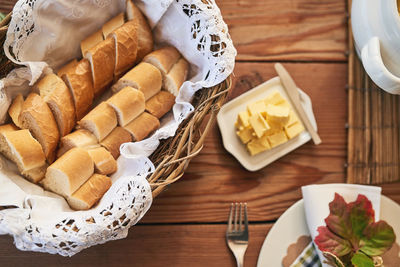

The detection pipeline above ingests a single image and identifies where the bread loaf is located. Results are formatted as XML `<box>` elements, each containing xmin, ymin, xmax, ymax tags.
<box><xmin>102</xmin><ymin>13</ymin><xmax>125</xmax><ymax>39</ymax></box>
<box><xmin>124</xmin><ymin>112</ymin><xmax>160</xmax><ymax>141</ymax></box>
<box><xmin>8</xmin><ymin>94</ymin><xmax>23</xmax><ymax>128</ymax></box>
<box><xmin>57</xmin><ymin>59</ymin><xmax>78</xmax><ymax>77</ymax></box>
<box><xmin>87</xmin><ymin>147</ymin><xmax>117</xmax><ymax>175</ymax></box>
<box><xmin>67</xmin><ymin>174</ymin><xmax>111</xmax><ymax>210</ymax></box>
<box><xmin>165</xmin><ymin>58</ymin><xmax>189</xmax><ymax>96</ymax></box>
<box><xmin>100</xmin><ymin>126</ymin><xmax>132</xmax><ymax>159</ymax></box>
<box><xmin>110</xmin><ymin>20</ymin><xmax>138</xmax><ymax>77</ymax></box>
<box><xmin>112</xmin><ymin>62</ymin><xmax>162</xmax><ymax>100</ymax></box>
<box><xmin>42</xmin><ymin>147</ymin><xmax>94</xmax><ymax>197</ymax></box>
<box><xmin>143</xmin><ymin>46</ymin><xmax>181</xmax><ymax>75</ymax></box>
<box><xmin>0</xmin><ymin>129</ymin><xmax>47</xmax><ymax>183</ymax></box>
<box><xmin>19</xmin><ymin>93</ymin><xmax>60</xmax><ymax>163</ymax></box>
<box><xmin>35</xmin><ymin>74</ymin><xmax>76</xmax><ymax>136</ymax></box>
<box><xmin>107</xmin><ymin>87</ymin><xmax>145</xmax><ymax>126</ymax></box>
<box><xmin>61</xmin><ymin>59</ymin><xmax>94</xmax><ymax>120</ymax></box>
<box><xmin>57</xmin><ymin>129</ymin><xmax>98</xmax><ymax>157</ymax></box>
<box><xmin>80</xmin><ymin>30</ymin><xmax>104</xmax><ymax>57</ymax></box>
<box><xmin>78</xmin><ymin>102</ymin><xmax>118</xmax><ymax>141</ymax></box>
<box><xmin>145</xmin><ymin>91</ymin><xmax>176</xmax><ymax>119</ymax></box>
<box><xmin>85</xmin><ymin>37</ymin><xmax>116</xmax><ymax>96</ymax></box>
<box><xmin>126</xmin><ymin>0</ymin><xmax>153</xmax><ymax>62</ymax></box>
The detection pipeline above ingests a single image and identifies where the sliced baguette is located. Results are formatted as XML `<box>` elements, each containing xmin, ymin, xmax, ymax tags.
<box><xmin>57</xmin><ymin>59</ymin><xmax>78</xmax><ymax>77</ymax></box>
<box><xmin>42</xmin><ymin>147</ymin><xmax>94</xmax><ymax>197</ymax></box>
<box><xmin>8</xmin><ymin>94</ymin><xmax>24</xmax><ymax>128</ymax></box>
<box><xmin>165</xmin><ymin>57</ymin><xmax>189</xmax><ymax>96</ymax></box>
<box><xmin>143</xmin><ymin>46</ymin><xmax>181</xmax><ymax>75</ymax></box>
<box><xmin>87</xmin><ymin>147</ymin><xmax>117</xmax><ymax>175</ymax></box>
<box><xmin>0</xmin><ymin>124</ymin><xmax>18</xmax><ymax>134</ymax></box>
<box><xmin>102</xmin><ymin>13</ymin><xmax>125</xmax><ymax>39</ymax></box>
<box><xmin>145</xmin><ymin>91</ymin><xmax>176</xmax><ymax>119</ymax></box>
<box><xmin>100</xmin><ymin>126</ymin><xmax>132</xmax><ymax>159</ymax></box>
<box><xmin>57</xmin><ymin>129</ymin><xmax>98</xmax><ymax>158</ymax></box>
<box><xmin>67</xmin><ymin>174</ymin><xmax>111</xmax><ymax>210</ymax></box>
<box><xmin>123</xmin><ymin>112</ymin><xmax>160</xmax><ymax>141</ymax></box>
<box><xmin>80</xmin><ymin>30</ymin><xmax>104</xmax><ymax>57</ymax></box>
<box><xmin>19</xmin><ymin>93</ymin><xmax>60</xmax><ymax>163</ymax></box>
<box><xmin>106</xmin><ymin>87</ymin><xmax>145</xmax><ymax>126</ymax></box>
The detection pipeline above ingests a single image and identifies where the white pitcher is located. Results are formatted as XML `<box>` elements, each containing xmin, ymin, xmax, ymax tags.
<box><xmin>352</xmin><ymin>0</ymin><xmax>400</xmax><ymax>94</ymax></box>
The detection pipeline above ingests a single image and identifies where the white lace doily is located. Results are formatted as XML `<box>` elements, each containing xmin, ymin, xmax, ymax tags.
<box><xmin>0</xmin><ymin>0</ymin><xmax>236</xmax><ymax>256</ymax></box>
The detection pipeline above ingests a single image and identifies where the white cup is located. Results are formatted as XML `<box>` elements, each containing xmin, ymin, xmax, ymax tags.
<box><xmin>352</xmin><ymin>0</ymin><xmax>400</xmax><ymax>94</ymax></box>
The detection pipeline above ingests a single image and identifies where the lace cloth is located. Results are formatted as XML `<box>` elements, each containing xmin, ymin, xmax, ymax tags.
<box><xmin>0</xmin><ymin>0</ymin><xmax>236</xmax><ymax>256</ymax></box>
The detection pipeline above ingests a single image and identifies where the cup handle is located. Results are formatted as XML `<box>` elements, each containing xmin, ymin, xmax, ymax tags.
<box><xmin>361</xmin><ymin>37</ymin><xmax>400</xmax><ymax>94</ymax></box>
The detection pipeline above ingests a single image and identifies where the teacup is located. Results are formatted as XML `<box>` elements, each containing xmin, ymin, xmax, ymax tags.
<box><xmin>352</xmin><ymin>0</ymin><xmax>400</xmax><ymax>94</ymax></box>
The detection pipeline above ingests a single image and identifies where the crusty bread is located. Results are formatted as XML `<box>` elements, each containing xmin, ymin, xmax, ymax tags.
<box><xmin>80</xmin><ymin>30</ymin><xmax>104</xmax><ymax>57</ymax></box>
<box><xmin>0</xmin><ymin>124</ymin><xmax>18</xmax><ymax>134</ymax></box>
<box><xmin>19</xmin><ymin>93</ymin><xmax>59</xmax><ymax>163</ymax></box>
<box><xmin>123</xmin><ymin>112</ymin><xmax>160</xmax><ymax>141</ymax></box>
<box><xmin>143</xmin><ymin>46</ymin><xmax>181</xmax><ymax>75</ymax></box>
<box><xmin>61</xmin><ymin>59</ymin><xmax>94</xmax><ymax>120</ymax></box>
<box><xmin>112</xmin><ymin>62</ymin><xmax>162</xmax><ymax>100</ymax></box>
<box><xmin>126</xmin><ymin>0</ymin><xmax>153</xmax><ymax>62</ymax></box>
<box><xmin>164</xmin><ymin>57</ymin><xmax>189</xmax><ymax>96</ymax></box>
<box><xmin>57</xmin><ymin>129</ymin><xmax>98</xmax><ymax>158</ymax></box>
<box><xmin>87</xmin><ymin>147</ymin><xmax>117</xmax><ymax>175</ymax></box>
<box><xmin>100</xmin><ymin>126</ymin><xmax>132</xmax><ymax>159</ymax></box>
<box><xmin>35</xmin><ymin>74</ymin><xmax>76</xmax><ymax>136</ymax></box>
<box><xmin>145</xmin><ymin>91</ymin><xmax>176</xmax><ymax>119</ymax></box>
<box><xmin>0</xmin><ymin>129</ymin><xmax>47</xmax><ymax>183</ymax></box>
<box><xmin>8</xmin><ymin>94</ymin><xmax>24</xmax><ymax>128</ymax></box>
<box><xmin>111</xmin><ymin>20</ymin><xmax>138</xmax><ymax>77</ymax></box>
<box><xmin>85</xmin><ymin>37</ymin><xmax>116</xmax><ymax>97</ymax></box>
<box><xmin>102</xmin><ymin>12</ymin><xmax>125</xmax><ymax>39</ymax></box>
<box><xmin>78</xmin><ymin>102</ymin><xmax>118</xmax><ymax>141</ymax></box>
<box><xmin>106</xmin><ymin>87</ymin><xmax>145</xmax><ymax>126</ymax></box>
<box><xmin>57</xmin><ymin>59</ymin><xmax>78</xmax><ymax>77</ymax></box>
<box><xmin>67</xmin><ymin>173</ymin><xmax>111</xmax><ymax>210</ymax></box>
<box><xmin>42</xmin><ymin>147</ymin><xmax>94</xmax><ymax>197</ymax></box>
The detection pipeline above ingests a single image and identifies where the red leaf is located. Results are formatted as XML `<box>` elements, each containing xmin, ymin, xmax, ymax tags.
<box><xmin>347</xmin><ymin>195</ymin><xmax>375</xmax><ymax>242</ymax></box>
<box><xmin>314</xmin><ymin>226</ymin><xmax>352</xmax><ymax>257</ymax></box>
<box><xmin>325</xmin><ymin>193</ymin><xmax>352</xmax><ymax>240</ymax></box>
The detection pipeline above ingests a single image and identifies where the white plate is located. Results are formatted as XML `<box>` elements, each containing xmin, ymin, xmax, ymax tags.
<box><xmin>257</xmin><ymin>196</ymin><xmax>400</xmax><ymax>267</ymax></box>
<box><xmin>217</xmin><ymin>77</ymin><xmax>317</xmax><ymax>171</ymax></box>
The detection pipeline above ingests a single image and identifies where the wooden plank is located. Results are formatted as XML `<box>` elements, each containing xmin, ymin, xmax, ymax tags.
<box><xmin>0</xmin><ymin>224</ymin><xmax>272</xmax><ymax>267</ymax></box>
<box><xmin>218</xmin><ymin>0</ymin><xmax>347</xmax><ymax>61</ymax></box>
<box><xmin>142</xmin><ymin>62</ymin><xmax>348</xmax><ymax>223</ymax></box>
<box><xmin>0</xmin><ymin>1</ymin><xmax>13</xmax><ymax>14</ymax></box>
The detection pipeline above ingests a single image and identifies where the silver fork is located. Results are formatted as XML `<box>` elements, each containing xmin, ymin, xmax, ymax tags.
<box><xmin>226</xmin><ymin>203</ymin><xmax>249</xmax><ymax>267</ymax></box>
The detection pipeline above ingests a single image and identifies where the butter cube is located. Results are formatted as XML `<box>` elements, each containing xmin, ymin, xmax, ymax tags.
<box><xmin>246</xmin><ymin>135</ymin><xmax>271</xmax><ymax>156</ymax></box>
<box><xmin>267</xmin><ymin>131</ymin><xmax>288</xmax><ymax>148</ymax></box>
<box><xmin>285</xmin><ymin>122</ymin><xmax>305</xmax><ymax>139</ymax></box>
<box><xmin>265</xmin><ymin>91</ymin><xmax>286</xmax><ymax>106</ymax></box>
<box><xmin>285</xmin><ymin>110</ymin><xmax>300</xmax><ymax>127</ymax></box>
<box><xmin>249</xmin><ymin>113</ymin><xmax>270</xmax><ymax>138</ymax></box>
<box><xmin>265</xmin><ymin>104</ymin><xmax>290</xmax><ymax>125</ymax></box>
<box><xmin>236</xmin><ymin>127</ymin><xmax>254</xmax><ymax>144</ymax></box>
<box><xmin>238</xmin><ymin>111</ymin><xmax>250</xmax><ymax>128</ymax></box>
<box><xmin>247</xmin><ymin>101</ymin><xmax>267</xmax><ymax>117</ymax></box>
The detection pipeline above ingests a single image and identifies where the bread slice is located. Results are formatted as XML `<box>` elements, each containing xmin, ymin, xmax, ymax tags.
<box><xmin>0</xmin><ymin>124</ymin><xmax>18</xmax><ymax>134</ymax></box>
<box><xmin>67</xmin><ymin>173</ymin><xmax>112</xmax><ymax>210</ymax></box>
<box><xmin>57</xmin><ymin>59</ymin><xmax>78</xmax><ymax>77</ymax></box>
<box><xmin>61</xmin><ymin>59</ymin><xmax>95</xmax><ymax>120</ymax></box>
<box><xmin>145</xmin><ymin>91</ymin><xmax>176</xmax><ymax>119</ymax></box>
<box><xmin>35</xmin><ymin>74</ymin><xmax>76</xmax><ymax>136</ymax></box>
<box><xmin>126</xmin><ymin>0</ymin><xmax>153</xmax><ymax>62</ymax></box>
<box><xmin>111</xmin><ymin>20</ymin><xmax>138</xmax><ymax>77</ymax></box>
<box><xmin>8</xmin><ymin>93</ymin><xmax>24</xmax><ymax>128</ymax></box>
<box><xmin>57</xmin><ymin>129</ymin><xmax>98</xmax><ymax>157</ymax></box>
<box><xmin>106</xmin><ymin>87</ymin><xmax>145</xmax><ymax>126</ymax></box>
<box><xmin>78</xmin><ymin>102</ymin><xmax>118</xmax><ymax>141</ymax></box>
<box><xmin>100</xmin><ymin>126</ymin><xmax>132</xmax><ymax>159</ymax></box>
<box><xmin>80</xmin><ymin>30</ymin><xmax>104</xmax><ymax>57</ymax></box>
<box><xmin>143</xmin><ymin>46</ymin><xmax>181</xmax><ymax>75</ymax></box>
<box><xmin>112</xmin><ymin>62</ymin><xmax>162</xmax><ymax>100</ymax></box>
<box><xmin>42</xmin><ymin>147</ymin><xmax>94</xmax><ymax>197</ymax></box>
<box><xmin>87</xmin><ymin>147</ymin><xmax>117</xmax><ymax>175</ymax></box>
<box><xmin>19</xmin><ymin>93</ymin><xmax>60</xmax><ymax>163</ymax></box>
<box><xmin>123</xmin><ymin>112</ymin><xmax>160</xmax><ymax>141</ymax></box>
<box><xmin>0</xmin><ymin>129</ymin><xmax>47</xmax><ymax>183</ymax></box>
<box><xmin>84</xmin><ymin>37</ymin><xmax>116</xmax><ymax>97</ymax></box>
<box><xmin>165</xmin><ymin>57</ymin><xmax>189</xmax><ymax>96</ymax></box>
<box><xmin>102</xmin><ymin>12</ymin><xmax>125</xmax><ymax>39</ymax></box>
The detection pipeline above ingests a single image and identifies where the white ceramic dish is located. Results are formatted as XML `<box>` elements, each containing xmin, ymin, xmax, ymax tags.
<box><xmin>217</xmin><ymin>77</ymin><xmax>317</xmax><ymax>171</ymax></box>
<box><xmin>256</xmin><ymin>196</ymin><xmax>400</xmax><ymax>267</ymax></box>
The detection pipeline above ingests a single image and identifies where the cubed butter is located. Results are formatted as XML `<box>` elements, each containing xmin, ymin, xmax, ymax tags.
<box><xmin>246</xmin><ymin>135</ymin><xmax>271</xmax><ymax>156</ymax></box>
<box><xmin>264</xmin><ymin>91</ymin><xmax>286</xmax><ymax>106</ymax></box>
<box><xmin>267</xmin><ymin>131</ymin><xmax>288</xmax><ymax>148</ymax></box>
<box><xmin>238</xmin><ymin>111</ymin><xmax>250</xmax><ymax>128</ymax></box>
<box><xmin>285</xmin><ymin>122</ymin><xmax>305</xmax><ymax>139</ymax></box>
<box><xmin>236</xmin><ymin>127</ymin><xmax>254</xmax><ymax>144</ymax></box>
<box><xmin>249</xmin><ymin>113</ymin><xmax>270</xmax><ymax>138</ymax></box>
<box><xmin>265</xmin><ymin>104</ymin><xmax>290</xmax><ymax>125</ymax></box>
<box><xmin>285</xmin><ymin>110</ymin><xmax>300</xmax><ymax>127</ymax></box>
<box><xmin>247</xmin><ymin>101</ymin><xmax>267</xmax><ymax>117</ymax></box>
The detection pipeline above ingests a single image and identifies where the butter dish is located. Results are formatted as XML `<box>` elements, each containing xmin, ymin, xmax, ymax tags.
<box><xmin>217</xmin><ymin>77</ymin><xmax>317</xmax><ymax>171</ymax></box>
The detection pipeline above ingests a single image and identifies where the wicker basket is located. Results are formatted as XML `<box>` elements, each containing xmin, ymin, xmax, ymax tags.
<box><xmin>0</xmin><ymin>11</ymin><xmax>232</xmax><ymax>199</ymax></box>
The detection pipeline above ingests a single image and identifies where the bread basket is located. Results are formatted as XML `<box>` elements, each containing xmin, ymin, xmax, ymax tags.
<box><xmin>0</xmin><ymin>0</ymin><xmax>234</xmax><ymax>256</ymax></box>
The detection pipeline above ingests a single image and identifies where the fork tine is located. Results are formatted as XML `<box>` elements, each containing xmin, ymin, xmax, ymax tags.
<box><xmin>244</xmin><ymin>203</ymin><xmax>248</xmax><ymax>230</ymax></box>
<box><xmin>239</xmin><ymin>203</ymin><xmax>243</xmax><ymax>230</ymax></box>
<box><xmin>234</xmin><ymin>203</ymin><xmax>238</xmax><ymax>231</ymax></box>
<box><xmin>227</xmin><ymin>203</ymin><xmax>233</xmax><ymax>232</ymax></box>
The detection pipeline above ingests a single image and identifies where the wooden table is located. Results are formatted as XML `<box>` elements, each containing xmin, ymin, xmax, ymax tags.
<box><xmin>1</xmin><ymin>1</ymin><xmax>400</xmax><ymax>266</ymax></box>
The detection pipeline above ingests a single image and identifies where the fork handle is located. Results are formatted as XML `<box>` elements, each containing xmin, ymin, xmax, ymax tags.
<box><xmin>235</xmin><ymin>253</ymin><xmax>244</xmax><ymax>267</ymax></box>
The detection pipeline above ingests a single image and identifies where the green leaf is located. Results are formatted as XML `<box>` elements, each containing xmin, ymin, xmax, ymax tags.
<box><xmin>325</xmin><ymin>193</ymin><xmax>352</xmax><ymax>240</ymax></box>
<box><xmin>360</xmin><ymin>221</ymin><xmax>396</xmax><ymax>256</ymax></box>
<box><xmin>314</xmin><ymin>226</ymin><xmax>352</xmax><ymax>257</ymax></box>
<box><xmin>351</xmin><ymin>252</ymin><xmax>374</xmax><ymax>267</ymax></box>
<box><xmin>347</xmin><ymin>195</ymin><xmax>375</xmax><ymax>243</ymax></box>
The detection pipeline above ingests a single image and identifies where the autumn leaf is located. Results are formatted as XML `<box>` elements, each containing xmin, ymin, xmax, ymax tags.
<box><xmin>347</xmin><ymin>195</ymin><xmax>375</xmax><ymax>242</ymax></box>
<box><xmin>315</xmin><ymin>226</ymin><xmax>352</xmax><ymax>257</ymax></box>
<box><xmin>325</xmin><ymin>193</ymin><xmax>352</xmax><ymax>240</ymax></box>
<box><xmin>360</xmin><ymin>221</ymin><xmax>396</xmax><ymax>256</ymax></box>
<box><xmin>351</xmin><ymin>252</ymin><xmax>374</xmax><ymax>267</ymax></box>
